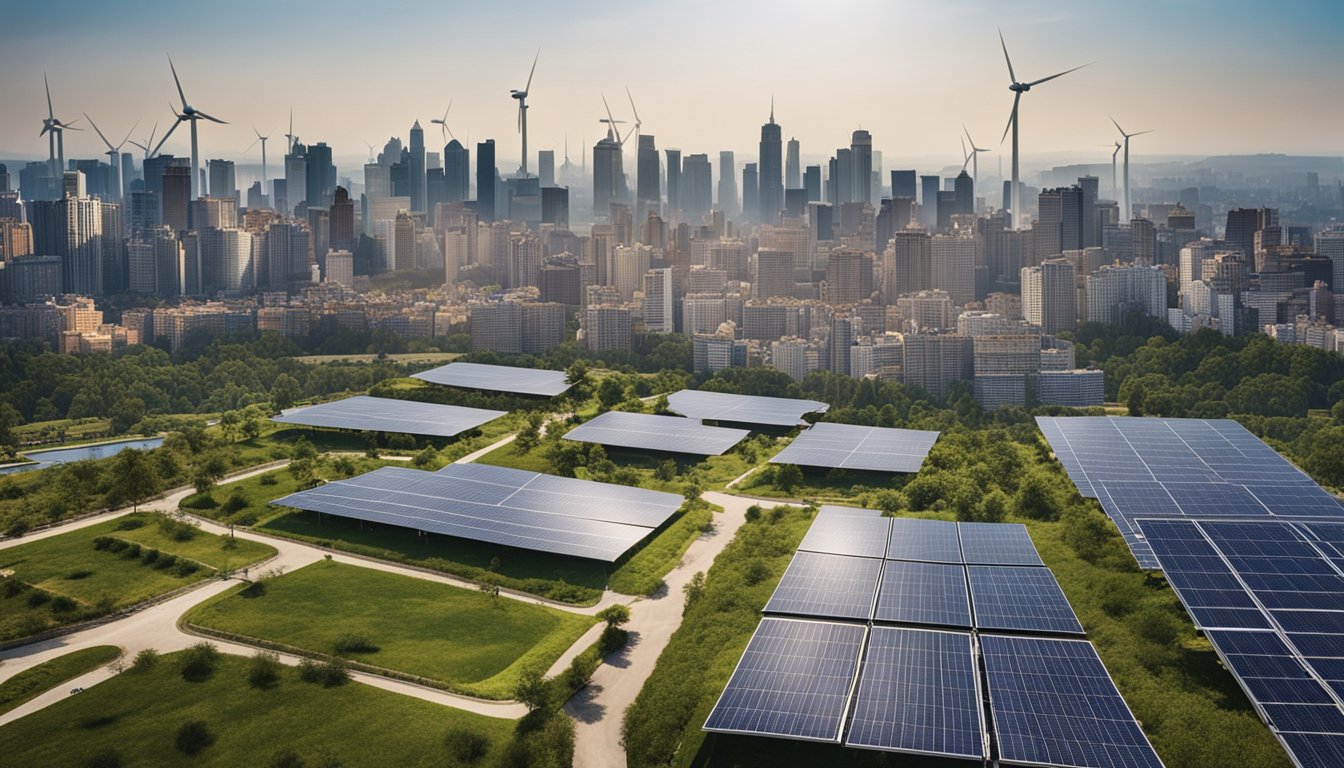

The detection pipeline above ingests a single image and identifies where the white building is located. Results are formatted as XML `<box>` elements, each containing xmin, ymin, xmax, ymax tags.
<box><xmin>642</xmin><ymin>268</ymin><xmax>674</xmax><ymax>334</ymax></box>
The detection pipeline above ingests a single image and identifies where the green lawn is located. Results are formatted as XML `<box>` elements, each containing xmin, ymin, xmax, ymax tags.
<box><xmin>0</xmin><ymin>651</ymin><xmax>567</xmax><ymax>768</ymax></box>
<box><xmin>0</xmin><ymin>645</ymin><xmax>122</xmax><ymax>715</ymax></box>
<box><xmin>185</xmin><ymin>560</ymin><xmax>596</xmax><ymax>699</ymax></box>
<box><xmin>0</xmin><ymin>512</ymin><xmax>275</xmax><ymax>643</ymax></box>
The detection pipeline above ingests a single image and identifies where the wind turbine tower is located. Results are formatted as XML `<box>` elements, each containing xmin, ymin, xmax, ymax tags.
<box><xmin>963</xmin><ymin>125</ymin><xmax>988</xmax><ymax>190</ymax></box>
<box><xmin>152</xmin><ymin>56</ymin><xmax>227</xmax><ymax>200</ymax></box>
<box><xmin>247</xmin><ymin>128</ymin><xmax>271</xmax><ymax>193</ymax></box>
<box><xmin>1111</xmin><ymin>118</ymin><xmax>1153</xmax><ymax>222</ymax></box>
<box><xmin>510</xmin><ymin>51</ymin><xmax>539</xmax><ymax>177</ymax></box>
<box><xmin>997</xmin><ymin>30</ymin><xmax>1087</xmax><ymax>230</ymax></box>
<box><xmin>39</xmin><ymin>74</ymin><xmax>81</xmax><ymax>188</ymax></box>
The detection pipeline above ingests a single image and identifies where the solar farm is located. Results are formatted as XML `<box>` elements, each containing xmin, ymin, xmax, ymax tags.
<box><xmin>1037</xmin><ymin>416</ymin><xmax>1344</xmax><ymax>768</ymax></box>
<box><xmin>665</xmin><ymin>390</ymin><xmax>829</xmax><ymax>427</ymax></box>
<box><xmin>563</xmin><ymin>411</ymin><xmax>751</xmax><ymax>456</ymax></box>
<box><xmin>272</xmin><ymin>462</ymin><xmax>684</xmax><ymax>561</ymax></box>
<box><xmin>704</xmin><ymin>508</ymin><xmax>1164</xmax><ymax>767</ymax></box>
<box><xmin>769</xmin><ymin>423</ymin><xmax>940</xmax><ymax>473</ymax></box>
<box><xmin>411</xmin><ymin>362</ymin><xmax>573</xmax><ymax>397</ymax></box>
<box><xmin>271</xmin><ymin>395</ymin><xmax>507</xmax><ymax>438</ymax></box>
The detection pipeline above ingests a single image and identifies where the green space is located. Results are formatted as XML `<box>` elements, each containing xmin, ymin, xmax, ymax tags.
<box><xmin>623</xmin><ymin>427</ymin><xmax>1292</xmax><ymax>768</ymax></box>
<box><xmin>0</xmin><ymin>649</ymin><xmax>575</xmax><ymax>768</ymax></box>
<box><xmin>293</xmin><ymin>351</ymin><xmax>462</xmax><ymax>365</ymax></box>
<box><xmin>0</xmin><ymin>512</ymin><xmax>274</xmax><ymax>643</ymax></box>
<box><xmin>0</xmin><ymin>645</ymin><xmax>122</xmax><ymax>716</ymax></box>
<box><xmin>180</xmin><ymin>455</ymin><xmax>393</xmax><ymax>527</ymax></box>
<box><xmin>736</xmin><ymin>463</ymin><xmax>912</xmax><ymax>502</ymax></box>
<box><xmin>185</xmin><ymin>560</ymin><xmax>597</xmax><ymax>699</ymax></box>
<box><xmin>607</xmin><ymin>501</ymin><xmax>715</xmax><ymax>596</ymax></box>
<box><xmin>12</xmin><ymin>417</ymin><xmax>113</xmax><ymax>445</ymax></box>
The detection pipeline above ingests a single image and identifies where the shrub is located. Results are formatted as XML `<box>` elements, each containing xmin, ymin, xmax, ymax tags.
<box><xmin>248</xmin><ymin>650</ymin><xmax>282</xmax><ymax>689</ymax></box>
<box><xmin>268</xmin><ymin>749</ymin><xmax>305</xmax><ymax>768</ymax></box>
<box><xmin>3</xmin><ymin>579</ymin><xmax>29</xmax><ymax>598</ymax></box>
<box><xmin>174</xmin><ymin>561</ymin><xmax>199</xmax><ymax>577</ymax></box>
<box><xmin>120</xmin><ymin>543</ymin><xmax>142</xmax><ymax>560</ymax></box>
<box><xmin>599</xmin><ymin>625</ymin><xmax>629</xmax><ymax>655</ymax></box>
<box><xmin>66</xmin><ymin>569</ymin><xmax>94</xmax><ymax>580</ymax></box>
<box><xmin>596</xmin><ymin>604</ymin><xmax>630</xmax><ymax>628</ymax></box>
<box><xmin>179</xmin><ymin>642</ymin><xmax>221</xmax><ymax>682</ymax></box>
<box><xmin>141</xmin><ymin>548</ymin><xmax>160</xmax><ymax>564</ymax></box>
<box><xmin>744</xmin><ymin>505</ymin><xmax>762</xmax><ymax>523</ymax></box>
<box><xmin>49</xmin><ymin>595</ymin><xmax>78</xmax><ymax>613</ymax></box>
<box><xmin>743</xmin><ymin>561</ymin><xmax>770</xmax><ymax>586</ymax></box>
<box><xmin>114</xmin><ymin>517</ymin><xmax>145</xmax><ymax>531</ymax></box>
<box><xmin>297</xmin><ymin>658</ymin><xmax>323</xmax><ymax>683</ymax></box>
<box><xmin>130</xmin><ymin>648</ymin><xmax>160</xmax><ymax>672</ymax></box>
<box><xmin>259</xmin><ymin>473</ymin><xmax>279</xmax><ymax>486</ymax></box>
<box><xmin>443</xmin><ymin>726</ymin><xmax>491</xmax><ymax>764</ymax></box>
<box><xmin>174</xmin><ymin>720</ymin><xmax>215</xmax><ymax>755</ymax></box>
<box><xmin>300</xmin><ymin>657</ymin><xmax>349</xmax><ymax>687</ymax></box>
<box><xmin>153</xmin><ymin>554</ymin><xmax>178</xmax><ymax>571</ymax></box>
<box><xmin>26</xmin><ymin>589</ymin><xmax>50</xmax><ymax>608</ymax></box>
<box><xmin>91</xmin><ymin>536</ymin><xmax>114</xmax><ymax>551</ymax></box>
<box><xmin>222</xmin><ymin>490</ymin><xmax>248</xmax><ymax>515</ymax></box>
<box><xmin>513</xmin><ymin>668</ymin><xmax>549</xmax><ymax>712</ymax></box>
<box><xmin>332</xmin><ymin>633</ymin><xmax>380</xmax><ymax>654</ymax></box>
<box><xmin>157</xmin><ymin>515</ymin><xmax>198</xmax><ymax>542</ymax></box>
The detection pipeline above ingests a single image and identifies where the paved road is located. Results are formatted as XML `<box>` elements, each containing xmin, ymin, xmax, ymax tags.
<box><xmin>566</xmin><ymin>492</ymin><xmax>778</xmax><ymax>768</ymax></box>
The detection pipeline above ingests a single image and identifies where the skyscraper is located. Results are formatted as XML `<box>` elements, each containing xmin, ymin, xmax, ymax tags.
<box><xmin>892</xmin><ymin>170</ymin><xmax>917</xmax><ymax>200</ymax></box>
<box><xmin>785</xmin><ymin>138</ymin><xmax>801</xmax><ymax>190</ymax></box>
<box><xmin>538</xmin><ymin>150</ymin><xmax>555</xmax><ymax>187</ymax></box>
<box><xmin>284</xmin><ymin>142</ymin><xmax>307</xmax><ymax>214</ymax></box>
<box><xmin>642</xmin><ymin>267</ymin><xmax>674</xmax><ymax>333</ymax></box>
<box><xmin>329</xmin><ymin>186</ymin><xmax>355</xmax><ymax>252</ymax></box>
<box><xmin>954</xmin><ymin>171</ymin><xmax>974</xmax><ymax>217</ymax></box>
<box><xmin>162</xmin><ymin>165</ymin><xmax>191</xmax><ymax>232</ymax></box>
<box><xmin>207</xmin><ymin>159</ymin><xmax>236</xmax><ymax>203</ymax></box>
<box><xmin>1021</xmin><ymin>258</ymin><xmax>1077</xmax><ymax>334</ymax></box>
<box><xmin>850</xmin><ymin>130</ymin><xmax>873</xmax><ymax>205</ymax></box>
<box><xmin>717</xmin><ymin>151</ymin><xmax>737</xmax><ymax>216</ymax></box>
<box><xmin>305</xmin><ymin>142</ymin><xmax>336</xmax><ymax>210</ymax></box>
<box><xmin>444</xmin><ymin>140</ymin><xmax>470</xmax><ymax>203</ymax></box>
<box><xmin>593</xmin><ymin>132</ymin><xmax>623</xmax><ymax>220</ymax></box>
<box><xmin>665</xmin><ymin>149</ymin><xmax>682</xmax><ymax>212</ymax></box>
<box><xmin>409</xmin><ymin>121</ymin><xmax>426</xmax><ymax>213</ymax></box>
<box><xmin>758</xmin><ymin>107</ymin><xmax>783</xmax><ymax>221</ymax></box>
<box><xmin>476</xmin><ymin>139</ymin><xmax>496</xmax><ymax>222</ymax></box>
<box><xmin>1078</xmin><ymin>175</ymin><xmax>1100</xmax><ymax>248</ymax></box>
<box><xmin>636</xmin><ymin>134</ymin><xmax>660</xmax><ymax>221</ymax></box>
<box><xmin>803</xmin><ymin>166</ymin><xmax>821</xmax><ymax>202</ymax></box>
<box><xmin>682</xmin><ymin>153</ymin><xmax>712</xmax><ymax>219</ymax></box>
<box><xmin>1038</xmin><ymin>186</ymin><xmax>1084</xmax><ymax>257</ymax></box>
<box><xmin>742</xmin><ymin>163</ymin><xmax>759</xmax><ymax>222</ymax></box>
<box><xmin>920</xmin><ymin>175</ymin><xmax>940</xmax><ymax>229</ymax></box>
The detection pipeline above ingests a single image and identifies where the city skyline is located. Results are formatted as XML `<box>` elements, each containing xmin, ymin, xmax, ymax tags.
<box><xmin>3</xmin><ymin>0</ymin><xmax>1342</xmax><ymax>170</ymax></box>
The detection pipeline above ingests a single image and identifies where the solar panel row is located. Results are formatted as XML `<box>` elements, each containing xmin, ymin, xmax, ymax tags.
<box><xmin>411</xmin><ymin>362</ymin><xmax>572</xmax><ymax>397</ymax></box>
<box><xmin>563</xmin><ymin>410</ymin><xmax>750</xmax><ymax>455</ymax></box>
<box><xmin>271</xmin><ymin>395</ymin><xmax>507</xmax><ymax>438</ymax></box>
<box><xmin>665</xmin><ymin>389</ymin><xmax>829</xmax><ymax>427</ymax></box>
<box><xmin>770</xmin><ymin>423</ymin><xmax>940</xmax><ymax>473</ymax></box>
<box><xmin>272</xmin><ymin>464</ymin><xmax>683</xmax><ymax>562</ymax></box>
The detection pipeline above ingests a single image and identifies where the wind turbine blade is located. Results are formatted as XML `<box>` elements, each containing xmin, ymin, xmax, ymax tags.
<box><xmin>1109</xmin><ymin>115</ymin><xmax>1125</xmax><ymax>137</ymax></box>
<box><xmin>168</xmin><ymin>55</ymin><xmax>188</xmax><ymax>110</ymax></box>
<box><xmin>85</xmin><ymin>113</ymin><xmax>114</xmax><ymax>150</ymax></box>
<box><xmin>963</xmin><ymin>124</ymin><xmax>974</xmax><ymax>147</ymax></box>
<box><xmin>129</xmin><ymin>141</ymin><xmax>149</xmax><ymax>152</ymax></box>
<box><xmin>626</xmin><ymin>87</ymin><xmax>641</xmax><ymax>126</ymax></box>
<box><xmin>44</xmin><ymin>73</ymin><xmax>54</xmax><ymax>120</ymax></box>
<box><xmin>525</xmin><ymin>50</ymin><xmax>539</xmax><ymax>93</ymax></box>
<box><xmin>254</xmin><ymin>126</ymin><xmax>263</xmax><ymax>140</ymax></box>
<box><xmin>152</xmin><ymin>117</ymin><xmax>183</xmax><ymax>156</ymax></box>
<box><xmin>998</xmin><ymin>29</ymin><xmax>1016</xmax><ymax>83</ymax></box>
<box><xmin>148</xmin><ymin>122</ymin><xmax>158</xmax><ymax>147</ymax></box>
<box><xmin>1025</xmin><ymin>63</ymin><xmax>1089</xmax><ymax>88</ymax></box>
<box><xmin>63</xmin><ymin>119</ymin><xmax>82</xmax><ymax>131</ymax></box>
<box><xmin>116</xmin><ymin>120</ymin><xmax>139</xmax><ymax>150</ymax></box>
<box><xmin>1000</xmin><ymin>92</ymin><xmax>1019</xmax><ymax>144</ymax></box>
<box><xmin>1130</xmin><ymin>129</ymin><xmax>1155</xmax><ymax>137</ymax></box>
<box><xmin>195</xmin><ymin>111</ymin><xmax>227</xmax><ymax>124</ymax></box>
<box><xmin>601</xmin><ymin>94</ymin><xmax>622</xmax><ymax>143</ymax></box>
<box><xmin>244</xmin><ymin>138</ymin><xmax>259</xmax><ymax>153</ymax></box>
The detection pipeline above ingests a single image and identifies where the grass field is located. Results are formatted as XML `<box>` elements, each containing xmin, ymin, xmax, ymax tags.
<box><xmin>292</xmin><ymin>351</ymin><xmax>463</xmax><ymax>365</ymax></box>
<box><xmin>0</xmin><ymin>651</ymin><xmax>553</xmax><ymax>768</ymax></box>
<box><xmin>185</xmin><ymin>560</ymin><xmax>596</xmax><ymax>699</ymax></box>
<box><xmin>0</xmin><ymin>513</ymin><xmax>275</xmax><ymax>643</ymax></box>
<box><xmin>0</xmin><ymin>645</ymin><xmax>122</xmax><ymax>716</ymax></box>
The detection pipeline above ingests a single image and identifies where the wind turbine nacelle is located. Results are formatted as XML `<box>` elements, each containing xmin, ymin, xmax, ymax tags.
<box><xmin>511</xmin><ymin>91</ymin><xmax>526</xmax><ymax>99</ymax></box>
<box><xmin>1009</xmin><ymin>83</ymin><xmax>1030</xmax><ymax>93</ymax></box>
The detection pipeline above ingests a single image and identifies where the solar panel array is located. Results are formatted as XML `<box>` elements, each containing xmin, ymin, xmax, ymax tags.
<box><xmin>1140</xmin><ymin>517</ymin><xmax>1344</xmax><ymax>768</ymax></box>
<box><xmin>271</xmin><ymin>395</ymin><xmax>506</xmax><ymax>438</ymax></box>
<box><xmin>410</xmin><ymin>362</ymin><xmax>572</xmax><ymax>397</ymax></box>
<box><xmin>562</xmin><ymin>411</ymin><xmax>750</xmax><ymax>455</ymax></box>
<box><xmin>1036</xmin><ymin>416</ymin><xmax>1344</xmax><ymax>568</ymax></box>
<box><xmin>271</xmin><ymin>463</ymin><xmax>682</xmax><ymax>561</ymax></box>
<box><xmin>770</xmin><ymin>423</ymin><xmax>940</xmax><ymax>473</ymax></box>
<box><xmin>665</xmin><ymin>389</ymin><xmax>829</xmax><ymax>427</ymax></box>
<box><xmin>707</xmin><ymin>511</ymin><xmax>1164</xmax><ymax>766</ymax></box>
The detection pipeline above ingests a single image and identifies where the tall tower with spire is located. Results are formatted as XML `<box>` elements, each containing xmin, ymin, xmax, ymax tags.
<box><xmin>409</xmin><ymin>120</ymin><xmax>426</xmax><ymax>213</ymax></box>
<box><xmin>758</xmin><ymin>99</ymin><xmax>783</xmax><ymax>224</ymax></box>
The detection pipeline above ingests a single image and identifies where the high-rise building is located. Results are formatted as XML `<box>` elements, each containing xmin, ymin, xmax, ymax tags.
<box><xmin>1078</xmin><ymin>175</ymin><xmax>1100</xmax><ymax>248</ymax></box>
<box><xmin>891</xmin><ymin>170</ymin><xmax>917</xmax><ymax>200</ymax></box>
<box><xmin>1038</xmin><ymin>186</ymin><xmax>1084</xmax><ymax>257</ymax></box>
<box><xmin>850</xmin><ymin>130</ymin><xmax>873</xmax><ymax>205</ymax></box>
<box><xmin>803</xmin><ymin>166</ymin><xmax>822</xmax><ymax>202</ymax></box>
<box><xmin>200</xmin><ymin>226</ymin><xmax>255</xmax><ymax>293</ymax></box>
<box><xmin>0</xmin><ymin>218</ymin><xmax>33</xmax><ymax>262</ymax></box>
<box><xmin>408</xmin><ymin>121</ymin><xmax>426</xmax><ymax>213</ymax></box>
<box><xmin>771</xmin><ymin>337</ymin><xmax>812</xmax><ymax>381</ymax></box>
<box><xmin>717</xmin><ymin>151</ymin><xmax>737</xmax><ymax>216</ymax></box>
<box><xmin>305</xmin><ymin>142</ymin><xmax>336</xmax><ymax>210</ymax></box>
<box><xmin>636</xmin><ymin>134</ymin><xmax>660</xmax><ymax>220</ymax></box>
<box><xmin>30</xmin><ymin>188</ymin><xmax>104</xmax><ymax>296</ymax></box>
<box><xmin>583</xmin><ymin>304</ymin><xmax>632</xmax><ymax>352</ymax></box>
<box><xmin>207</xmin><ymin>159</ymin><xmax>236</xmax><ymax>203</ymax></box>
<box><xmin>264</xmin><ymin>220</ymin><xmax>310</xmax><ymax>288</ymax></box>
<box><xmin>284</xmin><ymin>142</ymin><xmax>307</xmax><ymax>214</ymax></box>
<box><xmin>329</xmin><ymin>187</ymin><xmax>355</xmax><ymax>252</ymax></box>
<box><xmin>931</xmin><ymin>234</ymin><xmax>977</xmax><ymax>306</ymax></box>
<box><xmin>758</xmin><ymin>108</ymin><xmax>783</xmax><ymax>221</ymax></box>
<box><xmin>828</xmin><ymin>313</ymin><xmax>853</xmax><ymax>374</ymax></box>
<box><xmin>642</xmin><ymin>267</ymin><xmax>674</xmax><ymax>333</ymax></box>
<box><xmin>681</xmin><ymin>154</ymin><xmax>712</xmax><ymax>219</ymax></box>
<box><xmin>825</xmin><ymin>247</ymin><xmax>873</xmax><ymax>304</ymax></box>
<box><xmin>127</xmin><ymin>225</ymin><xmax>182</xmax><ymax>296</ymax></box>
<box><xmin>476</xmin><ymin>140</ymin><xmax>496</xmax><ymax>222</ymax></box>
<box><xmin>953</xmin><ymin>171</ymin><xmax>974</xmax><ymax>216</ymax></box>
<box><xmin>1317</xmin><ymin>226</ymin><xmax>1344</xmax><ymax>291</ymax></box>
<box><xmin>664</xmin><ymin>148</ymin><xmax>682</xmax><ymax>212</ymax></box>
<box><xmin>1086</xmin><ymin>264</ymin><xmax>1167</xmax><ymax>324</ymax></box>
<box><xmin>593</xmin><ymin>132</ymin><xmax>624</xmax><ymax>219</ymax></box>
<box><xmin>785</xmin><ymin>138</ymin><xmax>801</xmax><ymax>190</ymax></box>
<box><xmin>742</xmin><ymin>163</ymin><xmax>759</xmax><ymax>221</ymax></box>
<box><xmin>1021</xmin><ymin>258</ymin><xmax>1077</xmax><ymax>334</ymax></box>
<box><xmin>161</xmin><ymin>165</ymin><xmax>191</xmax><ymax>232</ymax></box>
<box><xmin>443</xmin><ymin>140</ymin><xmax>470</xmax><ymax>203</ymax></box>
<box><xmin>884</xmin><ymin>230</ymin><xmax>932</xmax><ymax>300</ymax></box>
<box><xmin>754</xmin><ymin>248</ymin><xmax>795</xmax><ymax>299</ymax></box>
<box><xmin>903</xmin><ymin>333</ymin><xmax>973</xmax><ymax>398</ymax></box>
<box><xmin>1225</xmin><ymin>207</ymin><xmax>1277</xmax><ymax>261</ymax></box>
<box><xmin>538</xmin><ymin>149</ymin><xmax>555</xmax><ymax>188</ymax></box>
<box><xmin>920</xmin><ymin>175</ymin><xmax>940</xmax><ymax>228</ymax></box>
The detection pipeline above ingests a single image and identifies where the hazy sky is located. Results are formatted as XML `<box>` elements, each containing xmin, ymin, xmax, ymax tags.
<box><xmin>3</xmin><ymin>0</ymin><xmax>1341</xmax><ymax>172</ymax></box>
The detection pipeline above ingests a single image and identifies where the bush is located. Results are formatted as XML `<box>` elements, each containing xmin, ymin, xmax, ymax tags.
<box><xmin>443</xmin><ymin>726</ymin><xmax>491</xmax><ymax>764</ymax></box>
<box><xmin>332</xmin><ymin>633</ymin><xmax>380</xmax><ymax>654</ymax></box>
<box><xmin>26</xmin><ymin>589</ymin><xmax>50</xmax><ymax>608</ymax></box>
<box><xmin>153</xmin><ymin>553</ymin><xmax>178</xmax><ymax>571</ymax></box>
<box><xmin>174</xmin><ymin>720</ymin><xmax>215</xmax><ymax>755</ymax></box>
<box><xmin>174</xmin><ymin>560</ymin><xmax>199</xmax><ymax>577</ymax></box>
<box><xmin>268</xmin><ymin>750</ymin><xmax>306</xmax><ymax>768</ymax></box>
<box><xmin>744</xmin><ymin>505</ymin><xmax>762</xmax><ymax>523</ymax></box>
<box><xmin>114</xmin><ymin>517</ymin><xmax>145</xmax><ymax>531</ymax></box>
<box><xmin>157</xmin><ymin>515</ymin><xmax>197</xmax><ymax>542</ymax></box>
<box><xmin>50</xmin><ymin>595</ymin><xmax>78</xmax><ymax>613</ymax></box>
<box><xmin>130</xmin><ymin>648</ymin><xmax>160</xmax><ymax>672</ymax></box>
<box><xmin>222</xmin><ymin>490</ymin><xmax>248</xmax><ymax>515</ymax></box>
<box><xmin>596</xmin><ymin>604</ymin><xmax>630</xmax><ymax>628</ymax></box>
<box><xmin>599</xmin><ymin>625</ymin><xmax>629</xmax><ymax>655</ymax></box>
<box><xmin>248</xmin><ymin>650</ymin><xmax>282</xmax><ymax>689</ymax></box>
<box><xmin>259</xmin><ymin>473</ymin><xmax>279</xmax><ymax>486</ymax></box>
<box><xmin>179</xmin><ymin>642</ymin><xmax>221</xmax><ymax>682</ymax></box>
<box><xmin>3</xmin><ymin>579</ymin><xmax>29</xmax><ymax>598</ymax></box>
<box><xmin>120</xmin><ymin>543</ymin><xmax>142</xmax><ymax>560</ymax></box>
<box><xmin>66</xmin><ymin>569</ymin><xmax>94</xmax><ymax>580</ymax></box>
<box><xmin>91</xmin><ymin>536</ymin><xmax>114</xmax><ymax>551</ymax></box>
<box><xmin>141</xmin><ymin>548</ymin><xmax>160</xmax><ymax>564</ymax></box>
<box><xmin>299</xmin><ymin>657</ymin><xmax>349</xmax><ymax>687</ymax></box>
<box><xmin>297</xmin><ymin>657</ymin><xmax>323</xmax><ymax>683</ymax></box>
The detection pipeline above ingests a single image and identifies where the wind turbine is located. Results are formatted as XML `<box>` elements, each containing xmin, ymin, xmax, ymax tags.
<box><xmin>245</xmin><ymin>128</ymin><xmax>271</xmax><ymax>195</ymax></box>
<box><xmin>363</xmin><ymin>140</ymin><xmax>376</xmax><ymax>164</ymax></box>
<box><xmin>997</xmin><ymin>30</ymin><xmax>1087</xmax><ymax>230</ymax></box>
<box><xmin>599</xmin><ymin>95</ymin><xmax>629</xmax><ymax>147</ymax></box>
<box><xmin>152</xmin><ymin>56</ymin><xmax>226</xmax><ymax>200</ymax></box>
<box><xmin>963</xmin><ymin>125</ymin><xmax>988</xmax><ymax>190</ymax></box>
<box><xmin>1109</xmin><ymin>141</ymin><xmax>1122</xmax><ymax>197</ymax></box>
<box><xmin>1110</xmin><ymin>117</ymin><xmax>1153</xmax><ymax>222</ymax></box>
<box><xmin>625</xmin><ymin>87</ymin><xmax>643</xmax><ymax>150</ymax></box>
<box><xmin>510</xmin><ymin>50</ymin><xmax>539</xmax><ymax>177</ymax></box>
<box><xmin>39</xmin><ymin>73</ymin><xmax>81</xmax><ymax>186</ymax></box>
<box><xmin>431</xmin><ymin>101</ymin><xmax>455</xmax><ymax>145</ymax></box>
<box><xmin>129</xmin><ymin>122</ymin><xmax>159</xmax><ymax>160</ymax></box>
<box><xmin>84</xmin><ymin>114</ymin><xmax>137</xmax><ymax>200</ymax></box>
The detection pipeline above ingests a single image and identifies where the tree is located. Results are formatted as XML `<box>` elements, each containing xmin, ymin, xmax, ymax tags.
<box><xmin>239</xmin><ymin>404</ymin><xmax>268</xmax><ymax>440</ymax></box>
<box><xmin>514</xmin><ymin>411</ymin><xmax>544</xmax><ymax>453</ymax></box>
<box><xmin>108</xmin><ymin>397</ymin><xmax>147</xmax><ymax>434</ymax></box>
<box><xmin>270</xmin><ymin>373</ymin><xmax>302</xmax><ymax>410</ymax></box>
<box><xmin>682</xmin><ymin>571</ymin><xmax>706</xmax><ymax>614</ymax></box>
<box><xmin>597</xmin><ymin>604</ymin><xmax>631</xmax><ymax>629</ymax></box>
<box><xmin>108</xmin><ymin>448</ymin><xmax>160</xmax><ymax>512</ymax></box>
<box><xmin>0</xmin><ymin>402</ymin><xmax>21</xmax><ymax>458</ymax></box>
<box><xmin>565</xmin><ymin>360</ymin><xmax>592</xmax><ymax>403</ymax></box>
<box><xmin>514</xmin><ymin>668</ymin><xmax>549</xmax><ymax>712</ymax></box>
<box><xmin>774</xmin><ymin>464</ymin><xmax>803</xmax><ymax>493</ymax></box>
<box><xmin>219</xmin><ymin>410</ymin><xmax>242</xmax><ymax>442</ymax></box>
<box><xmin>597</xmin><ymin>378</ymin><xmax>626</xmax><ymax>411</ymax></box>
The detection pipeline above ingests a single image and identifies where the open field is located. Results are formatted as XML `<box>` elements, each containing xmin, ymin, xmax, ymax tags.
<box><xmin>0</xmin><ymin>651</ymin><xmax>540</xmax><ymax>768</ymax></box>
<box><xmin>291</xmin><ymin>351</ymin><xmax>463</xmax><ymax>365</ymax></box>
<box><xmin>0</xmin><ymin>512</ymin><xmax>275</xmax><ymax>643</ymax></box>
<box><xmin>185</xmin><ymin>560</ymin><xmax>596</xmax><ymax>699</ymax></box>
<box><xmin>0</xmin><ymin>645</ymin><xmax>122</xmax><ymax>716</ymax></box>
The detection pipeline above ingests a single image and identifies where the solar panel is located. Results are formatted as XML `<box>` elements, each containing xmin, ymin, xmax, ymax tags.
<box><xmin>1279</xmin><ymin>734</ymin><xmax>1344</xmax><ymax>768</ymax></box>
<box><xmin>271</xmin><ymin>395</ymin><xmax>506</xmax><ymax>438</ymax></box>
<box><xmin>764</xmin><ymin>551</ymin><xmax>883</xmax><ymax>621</ymax></box>
<box><xmin>797</xmin><ymin>514</ymin><xmax>891</xmax><ymax>559</ymax></box>
<box><xmin>816</xmin><ymin>504</ymin><xmax>885</xmax><ymax>519</ymax></box>
<box><xmin>844</xmin><ymin>627</ymin><xmax>984</xmax><ymax>759</ymax></box>
<box><xmin>967</xmin><ymin>566</ymin><xmax>1084</xmax><ymax>635</ymax></box>
<box><xmin>770</xmin><ymin>423</ymin><xmax>940</xmax><ymax>473</ymax></box>
<box><xmin>410</xmin><ymin>362</ymin><xmax>572</xmax><ymax>397</ymax></box>
<box><xmin>886</xmin><ymin>518</ymin><xmax>963</xmax><ymax>564</ymax></box>
<box><xmin>666</xmin><ymin>389</ymin><xmax>829</xmax><ymax>427</ymax></box>
<box><xmin>433</xmin><ymin>462</ymin><xmax>683</xmax><ymax>528</ymax></box>
<box><xmin>980</xmin><ymin>634</ymin><xmax>1164</xmax><ymax>768</ymax></box>
<box><xmin>703</xmin><ymin>617</ymin><xmax>867</xmax><ymax>743</ymax></box>
<box><xmin>1138</xmin><ymin>519</ymin><xmax>1272</xmax><ymax>630</ymax></box>
<box><xmin>272</xmin><ymin>465</ymin><xmax>681</xmax><ymax>561</ymax></box>
<box><xmin>873</xmin><ymin>561</ymin><xmax>972</xmax><ymax>628</ymax></box>
<box><xmin>563</xmin><ymin>411</ymin><xmax>750</xmax><ymax>455</ymax></box>
<box><xmin>957</xmin><ymin>522</ymin><xmax>1044</xmax><ymax>567</ymax></box>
